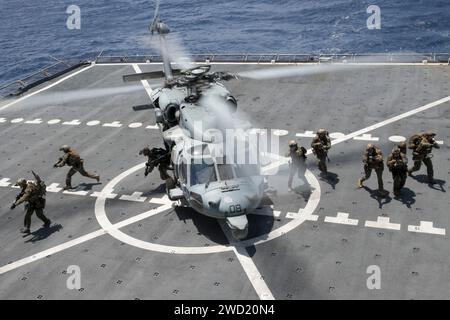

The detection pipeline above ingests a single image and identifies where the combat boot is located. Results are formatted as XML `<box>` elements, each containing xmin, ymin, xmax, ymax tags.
<box><xmin>357</xmin><ymin>178</ymin><xmax>363</xmax><ymax>188</ymax></box>
<box><xmin>20</xmin><ymin>228</ymin><xmax>30</xmax><ymax>234</ymax></box>
<box><xmin>63</xmin><ymin>185</ymin><xmax>73</xmax><ymax>191</ymax></box>
<box><xmin>44</xmin><ymin>220</ymin><xmax>51</xmax><ymax>228</ymax></box>
<box><xmin>377</xmin><ymin>189</ymin><xmax>388</xmax><ymax>197</ymax></box>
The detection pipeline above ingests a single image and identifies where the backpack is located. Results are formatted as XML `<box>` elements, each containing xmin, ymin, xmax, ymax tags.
<box><xmin>32</xmin><ymin>171</ymin><xmax>46</xmax><ymax>198</ymax></box>
<box><xmin>408</xmin><ymin>134</ymin><xmax>422</xmax><ymax>150</ymax></box>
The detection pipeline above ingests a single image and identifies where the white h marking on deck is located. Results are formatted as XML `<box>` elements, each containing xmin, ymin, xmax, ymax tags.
<box><xmin>365</xmin><ymin>217</ymin><xmax>401</xmax><ymax>231</ymax></box>
<box><xmin>325</xmin><ymin>212</ymin><xmax>359</xmax><ymax>226</ymax></box>
<box><xmin>408</xmin><ymin>221</ymin><xmax>446</xmax><ymax>236</ymax></box>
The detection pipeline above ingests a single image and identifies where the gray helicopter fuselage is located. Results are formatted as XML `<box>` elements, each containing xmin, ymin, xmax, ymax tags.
<box><xmin>168</xmin><ymin>135</ymin><xmax>264</xmax><ymax>220</ymax></box>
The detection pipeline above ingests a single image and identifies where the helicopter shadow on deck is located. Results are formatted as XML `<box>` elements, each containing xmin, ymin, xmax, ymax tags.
<box><xmin>24</xmin><ymin>224</ymin><xmax>63</xmax><ymax>243</ymax></box>
<box><xmin>174</xmin><ymin>205</ymin><xmax>277</xmax><ymax>247</ymax></box>
<box><xmin>142</xmin><ymin>183</ymin><xmax>167</xmax><ymax>197</ymax></box>
<box><xmin>411</xmin><ymin>174</ymin><xmax>446</xmax><ymax>192</ymax></box>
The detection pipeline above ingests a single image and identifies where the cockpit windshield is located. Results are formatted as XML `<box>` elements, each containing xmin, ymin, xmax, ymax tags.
<box><xmin>234</xmin><ymin>164</ymin><xmax>260</xmax><ymax>177</ymax></box>
<box><xmin>217</xmin><ymin>164</ymin><xmax>235</xmax><ymax>181</ymax></box>
<box><xmin>190</xmin><ymin>161</ymin><xmax>217</xmax><ymax>185</ymax></box>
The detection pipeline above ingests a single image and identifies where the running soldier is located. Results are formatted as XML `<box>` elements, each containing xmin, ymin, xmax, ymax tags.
<box><xmin>286</xmin><ymin>140</ymin><xmax>307</xmax><ymax>190</ymax></box>
<box><xmin>386</xmin><ymin>147</ymin><xmax>408</xmax><ymax>197</ymax></box>
<box><xmin>54</xmin><ymin>145</ymin><xmax>100</xmax><ymax>190</ymax></box>
<box><xmin>10</xmin><ymin>172</ymin><xmax>50</xmax><ymax>234</ymax></box>
<box><xmin>139</xmin><ymin>146</ymin><xmax>172</xmax><ymax>181</ymax></box>
<box><xmin>407</xmin><ymin>132</ymin><xmax>440</xmax><ymax>183</ymax></box>
<box><xmin>358</xmin><ymin>144</ymin><xmax>386</xmax><ymax>195</ymax></box>
<box><xmin>311</xmin><ymin>129</ymin><xmax>331</xmax><ymax>175</ymax></box>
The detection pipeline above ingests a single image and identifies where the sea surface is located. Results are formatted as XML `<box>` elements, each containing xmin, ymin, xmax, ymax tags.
<box><xmin>1</xmin><ymin>0</ymin><xmax>449</xmax><ymax>84</ymax></box>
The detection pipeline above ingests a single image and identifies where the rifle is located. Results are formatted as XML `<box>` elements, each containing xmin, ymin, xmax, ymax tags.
<box><xmin>53</xmin><ymin>157</ymin><xmax>63</xmax><ymax>168</ymax></box>
<box><xmin>144</xmin><ymin>153</ymin><xmax>170</xmax><ymax>177</ymax></box>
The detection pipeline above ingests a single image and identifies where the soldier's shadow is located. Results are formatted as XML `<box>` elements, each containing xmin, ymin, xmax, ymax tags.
<box><xmin>291</xmin><ymin>183</ymin><xmax>313</xmax><ymax>202</ymax></box>
<box><xmin>411</xmin><ymin>175</ymin><xmax>446</xmax><ymax>192</ymax></box>
<box><xmin>25</xmin><ymin>224</ymin><xmax>63</xmax><ymax>243</ymax></box>
<box><xmin>320</xmin><ymin>171</ymin><xmax>340</xmax><ymax>190</ymax></box>
<box><xmin>363</xmin><ymin>186</ymin><xmax>392</xmax><ymax>209</ymax></box>
<box><xmin>394</xmin><ymin>187</ymin><xmax>416</xmax><ymax>208</ymax></box>
<box><xmin>77</xmin><ymin>182</ymin><xmax>102</xmax><ymax>191</ymax></box>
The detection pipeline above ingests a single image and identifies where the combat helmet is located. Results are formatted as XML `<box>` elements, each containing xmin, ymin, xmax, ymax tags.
<box><xmin>60</xmin><ymin>145</ymin><xmax>71</xmax><ymax>152</ymax></box>
<box><xmin>14</xmin><ymin>178</ymin><xmax>27</xmax><ymax>188</ymax></box>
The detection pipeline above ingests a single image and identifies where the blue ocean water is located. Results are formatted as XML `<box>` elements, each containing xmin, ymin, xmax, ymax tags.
<box><xmin>1</xmin><ymin>0</ymin><xmax>449</xmax><ymax>84</ymax></box>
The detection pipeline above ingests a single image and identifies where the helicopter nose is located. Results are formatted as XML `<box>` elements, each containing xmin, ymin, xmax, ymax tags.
<box><xmin>226</xmin><ymin>215</ymin><xmax>248</xmax><ymax>240</ymax></box>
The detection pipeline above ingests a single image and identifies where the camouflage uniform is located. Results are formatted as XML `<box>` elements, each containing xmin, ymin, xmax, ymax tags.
<box><xmin>286</xmin><ymin>140</ymin><xmax>307</xmax><ymax>189</ymax></box>
<box><xmin>386</xmin><ymin>148</ymin><xmax>408</xmax><ymax>196</ymax></box>
<box><xmin>358</xmin><ymin>144</ymin><xmax>385</xmax><ymax>192</ymax></box>
<box><xmin>139</xmin><ymin>147</ymin><xmax>171</xmax><ymax>181</ymax></box>
<box><xmin>407</xmin><ymin>133</ymin><xmax>440</xmax><ymax>182</ymax></box>
<box><xmin>54</xmin><ymin>145</ymin><xmax>100</xmax><ymax>189</ymax></box>
<box><xmin>11</xmin><ymin>179</ymin><xmax>50</xmax><ymax>233</ymax></box>
<box><xmin>311</xmin><ymin>129</ymin><xmax>331</xmax><ymax>174</ymax></box>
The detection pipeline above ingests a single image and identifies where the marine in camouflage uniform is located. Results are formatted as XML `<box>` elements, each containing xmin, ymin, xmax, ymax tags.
<box><xmin>139</xmin><ymin>147</ymin><xmax>171</xmax><ymax>181</ymax></box>
<box><xmin>407</xmin><ymin>132</ymin><xmax>440</xmax><ymax>183</ymax></box>
<box><xmin>310</xmin><ymin>129</ymin><xmax>331</xmax><ymax>175</ymax></box>
<box><xmin>11</xmin><ymin>178</ymin><xmax>50</xmax><ymax>234</ymax></box>
<box><xmin>286</xmin><ymin>140</ymin><xmax>307</xmax><ymax>189</ymax></box>
<box><xmin>386</xmin><ymin>147</ymin><xmax>408</xmax><ymax>197</ymax></box>
<box><xmin>54</xmin><ymin>145</ymin><xmax>100</xmax><ymax>190</ymax></box>
<box><xmin>358</xmin><ymin>144</ymin><xmax>386</xmax><ymax>194</ymax></box>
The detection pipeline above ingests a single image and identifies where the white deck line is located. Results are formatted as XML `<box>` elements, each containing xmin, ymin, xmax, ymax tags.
<box><xmin>219</xmin><ymin>221</ymin><xmax>275</xmax><ymax>300</ymax></box>
<box><xmin>0</xmin><ymin>64</ymin><xmax>95</xmax><ymax>112</ymax></box>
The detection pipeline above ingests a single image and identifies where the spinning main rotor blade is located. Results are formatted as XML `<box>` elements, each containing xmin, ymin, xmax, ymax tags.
<box><xmin>233</xmin><ymin>55</ymin><xmax>390</xmax><ymax>80</ymax></box>
<box><xmin>13</xmin><ymin>85</ymin><xmax>145</xmax><ymax>107</ymax></box>
<box><xmin>122</xmin><ymin>69</ymin><xmax>182</xmax><ymax>82</ymax></box>
<box><xmin>123</xmin><ymin>71</ymin><xmax>165</xmax><ymax>82</ymax></box>
<box><xmin>235</xmin><ymin>63</ymin><xmax>366</xmax><ymax>80</ymax></box>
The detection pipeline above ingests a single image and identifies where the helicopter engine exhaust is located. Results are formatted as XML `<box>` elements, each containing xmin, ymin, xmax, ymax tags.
<box><xmin>164</xmin><ymin>103</ymin><xmax>180</xmax><ymax>124</ymax></box>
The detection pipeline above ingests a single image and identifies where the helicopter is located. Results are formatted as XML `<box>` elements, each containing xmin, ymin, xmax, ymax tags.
<box><xmin>122</xmin><ymin>2</ymin><xmax>273</xmax><ymax>240</ymax></box>
<box><xmin>120</xmin><ymin>1</ymin><xmax>374</xmax><ymax>240</ymax></box>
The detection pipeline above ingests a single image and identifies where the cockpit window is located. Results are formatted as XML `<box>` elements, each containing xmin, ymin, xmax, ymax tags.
<box><xmin>190</xmin><ymin>161</ymin><xmax>217</xmax><ymax>185</ymax></box>
<box><xmin>217</xmin><ymin>164</ymin><xmax>235</xmax><ymax>181</ymax></box>
<box><xmin>235</xmin><ymin>164</ymin><xmax>260</xmax><ymax>177</ymax></box>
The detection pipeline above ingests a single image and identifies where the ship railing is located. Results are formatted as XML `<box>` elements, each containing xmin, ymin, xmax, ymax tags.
<box><xmin>2</xmin><ymin>52</ymin><xmax>449</xmax><ymax>98</ymax></box>
<box><xmin>94</xmin><ymin>52</ymin><xmax>450</xmax><ymax>64</ymax></box>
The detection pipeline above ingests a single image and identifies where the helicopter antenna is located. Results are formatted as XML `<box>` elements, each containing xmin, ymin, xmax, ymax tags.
<box><xmin>149</xmin><ymin>0</ymin><xmax>173</xmax><ymax>81</ymax></box>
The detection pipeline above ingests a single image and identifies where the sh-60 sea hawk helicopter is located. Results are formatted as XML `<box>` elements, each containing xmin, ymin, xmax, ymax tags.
<box><xmin>121</xmin><ymin>0</ymin><xmax>368</xmax><ymax>240</ymax></box>
<box><xmin>122</xmin><ymin>2</ymin><xmax>270</xmax><ymax>240</ymax></box>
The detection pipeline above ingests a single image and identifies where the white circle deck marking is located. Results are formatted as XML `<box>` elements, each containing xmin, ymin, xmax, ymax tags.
<box><xmin>95</xmin><ymin>161</ymin><xmax>321</xmax><ymax>254</ymax></box>
<box><xmin>87</xmin><ymin>120</ymin><xmax>100</xmax><ymax>126</ymax></box>
<box><xmin>389</xmin><ymin>135</ymin><xmax>406</xmax><ymax>143</ymax></box>
<box><xmin>273</xmin><ymin>129</ymin><xmax>288</xmax><ymax>136</ymax></box>
<box><xmin>329</xmin><ymin>132</ymin><xmax>345</xmax><ymax>139</ymax></box>
<box><xmin>128</xmin><ymin>122</ymin><xmax>143</xmax><ymax>128</ymax></box>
